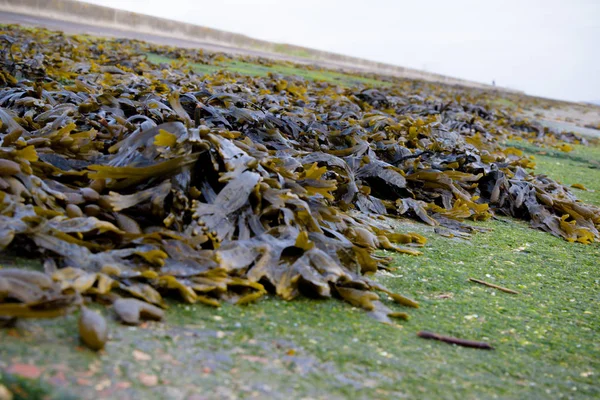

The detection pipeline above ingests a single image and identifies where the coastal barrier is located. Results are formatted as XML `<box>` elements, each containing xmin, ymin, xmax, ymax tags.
<box><xmin>0</xmin><ymin>0</ymin><xmax>513</xmax><ymax>91</ymax></box>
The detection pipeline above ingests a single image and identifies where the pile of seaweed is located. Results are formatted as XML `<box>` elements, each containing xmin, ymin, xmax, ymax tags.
<box><xmin>0</xmin><ymin>27</ymin><xmax>598</xmax><ymax>348</ymax></box>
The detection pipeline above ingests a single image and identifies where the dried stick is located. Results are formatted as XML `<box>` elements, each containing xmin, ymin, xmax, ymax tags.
<box><xmin>468</xmin><ymin>278</ymin><xmax>519</xmax><ymax>294</ymax></box>
<box><xmin>417</xmin><ymin>331</ymin><xmax>494</xmax><ymax>350</ymax></box>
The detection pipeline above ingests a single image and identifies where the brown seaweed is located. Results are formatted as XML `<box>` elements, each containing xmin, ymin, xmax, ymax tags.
<box><xmin>0</xmin><ymin>25</ymin><xmax>598</xmax><ymax>347</ymax></box>
<box><xmin>113</xmin><ymin>298</ymin><xmax>164</xmax><ymax>325</ymax></box>
<box><xmin>78</xmin><ymin>306</ymin><xmax>108</xmax><ymax>351</ymax></box>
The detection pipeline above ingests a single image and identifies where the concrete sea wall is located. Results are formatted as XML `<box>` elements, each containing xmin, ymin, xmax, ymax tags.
<box><xmin>0</xmin><ymin>0</ymin><xmax>510</xmax><ymax>91</ymax></box>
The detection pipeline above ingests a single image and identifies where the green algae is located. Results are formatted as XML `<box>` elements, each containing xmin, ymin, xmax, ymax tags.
<box><xmin>145</xmin><ymin>53</ymin><xmax>388</xmax><ymax>87</ymax></box>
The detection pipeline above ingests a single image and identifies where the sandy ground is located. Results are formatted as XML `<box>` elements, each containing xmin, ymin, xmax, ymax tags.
<box><xmin>526</xmin><ymin>103</ymin><xmax>600</xmax><ymax>139</ymax></box>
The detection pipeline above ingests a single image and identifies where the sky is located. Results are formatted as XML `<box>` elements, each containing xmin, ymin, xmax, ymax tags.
<box><xmin>80</xmin><ymin>0</ymin><xmax>599</xmax><ymax>102</ymax></box>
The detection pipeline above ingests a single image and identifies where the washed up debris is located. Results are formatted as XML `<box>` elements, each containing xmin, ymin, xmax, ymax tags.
<box><xmin>468</xmin><ymin>278</ymin><xmax>519</xmax><ymax>294</ymax></box>
<box><xmin>571</xmin><ymin>183</ymin><xmax>591</xmax><ymax>191</ymax></box>
<box><xmin>417</xmin><ymin>331</ymin><xmax>494</xmax><ymax>350</ymax></box>
<box><xmin>113</xmin><ymin>298</ymin><xmax>164</xmax><ymax>325</ymax></box>
<box><xmin>78</xmin><ymin>306</ymin><xmax>108</xmax><ymax>351</ymax></box>
<box><xmin>0</xmin><ymin>25</ymin><xmax>598</xmax><ymax>347</ymax></box>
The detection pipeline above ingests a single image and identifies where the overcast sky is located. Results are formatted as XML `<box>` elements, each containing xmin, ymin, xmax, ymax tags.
<box><xmin>80</xmin><ymin>0</ymin><xmax>599</xmax><ymax>102</ymax></box>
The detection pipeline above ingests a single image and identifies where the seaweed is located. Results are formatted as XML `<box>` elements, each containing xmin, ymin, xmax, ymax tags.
<box><xmin>0</xmin><ymin>26</ymin><xmax>597</xmax><ymax>348</ymax></box>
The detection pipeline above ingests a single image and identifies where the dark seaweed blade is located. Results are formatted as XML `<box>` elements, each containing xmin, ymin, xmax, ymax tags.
<box><xmin>0</xmin><ymin>25</ymin><xmax>598</xmax><ymax>343</ymax></box>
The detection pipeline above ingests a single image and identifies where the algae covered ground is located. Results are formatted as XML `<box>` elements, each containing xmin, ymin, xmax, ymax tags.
<box><xmin>145</xmin><ymin>53</ymin><xmax>388</xmax><ymax>87</ymax></box>
<box><xmin>1</xmin><ymin>142</ymin><xmax>599</xmax><ymax>399</ymax></box>
<box><xmin>1</xmin><ymin>26</ymin><xmax>600</xmax><ymax>400</ymax></box>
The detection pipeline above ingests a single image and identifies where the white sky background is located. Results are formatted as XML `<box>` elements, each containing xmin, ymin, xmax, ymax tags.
<box><xmin>80</xmin><ymin>0</ymin><xmax>599</xmax><ymax>102</ymax></box>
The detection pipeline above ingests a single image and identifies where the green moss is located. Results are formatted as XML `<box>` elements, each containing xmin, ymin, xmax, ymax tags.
<box><xmin>505</xmin><ymin>141</ymin><xmax>600</xmax><ymax>205</ymax></box>
<box><xmin>4</xmin><ymin>209</ymin><xmax>598</xmax><ymax>398</ymax></box>
<box><xmin>145</xmin><ymin>53</ymin><xmax>388</xmax><ymax>87</ymax></box>
<box><xmin>0</xmin><ymin>370</ymin><xmax>76</xmax><ymax>400</ymax></box>
<box><xmin>272</xmin><ymin>44</ymin><xmax>314</xmax><ymax>59</ymax></box>
<box><xmin>490</xmin><ymin>97</ymin><xmax>517</xmax><ymax>109</ymax></box>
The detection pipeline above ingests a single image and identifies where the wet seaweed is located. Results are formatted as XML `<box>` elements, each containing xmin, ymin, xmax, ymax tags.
<box><xmin>0</xmin><ymin>26</ymin><xmax>597</xmax><ymax>347</ymax></box>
